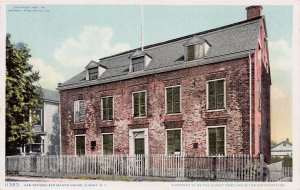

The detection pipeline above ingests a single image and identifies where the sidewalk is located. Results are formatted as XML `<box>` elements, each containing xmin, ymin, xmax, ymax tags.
<box><xmin>6</xmin><ymin>176</ymin><xmax>88</xmax><ymax>182</ymax></box>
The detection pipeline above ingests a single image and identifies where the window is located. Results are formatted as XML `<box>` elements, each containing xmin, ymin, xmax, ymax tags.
<box><xmin>88</xmin><ymin>67</ymin><xmax>98</xmax><ymax>80</ymax></box>
<box><xmin>74</xmin><ymin>100</ymin><xmax>86</xmax><ymax>123</ymax></box>
<box><xmin>167</xmin><ymin>129</ymin><xmax>181</xmax><ymax>154</ymax></box>
<box><xmin>133</xmin><ymin>91</ymin><xmax>146</xmax><ymax>118</ymax></box>
<box><xmin>166</xmin><ymin>86</ymin><xmax>181</xmax><ymax>114</ymax></box>
<box><xmin>207</xmin><ymin>127</ymin><xmax>225</xmax><ymax>155</ymax></box>
<box><xmin>75</xmin><ymin>135</ymin><xmax>86</xmax><ymax>155</ymax></box>
<box><xmin>102</xmin><ymin>96</ymin><xmax>113</xmax><ymax>120</ymax></box>
<box><xmin>132</xmin><ymin>57</ymin><xmax>144</xmax><ymax>72</ymax></box>
<box><xmin>32</xmin><ymin>109</ymin><xmax>42</xmax><ymax>126</ymax></box>
<box><xmin>102</xmin><ymin>134</ymin><xmax>114</xmax><ymax>155</ymax></box>
<box><xmin>207</xmin><ymin>79</ymin><xmax>225</xmax><ymax>110</ymax></box>
<box><xmin>187</xmin><ymin>43</ymin><xmax>205</xmax><ymax>61</ymax></box>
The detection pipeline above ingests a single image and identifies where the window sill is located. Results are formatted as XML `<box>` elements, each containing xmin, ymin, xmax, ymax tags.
<box><xmin>74</xmin><ymin>122</ymin><xmax>85</xmax><ymax>124</ymax></box>
<box><xmin>133</xmin><ymin>115</ymin><xmax>147</xmax><ymax>119</ymax></box>
<box><xmin>166</xmin><ymin>112</ymin><xmax>182</xmax><ymax>116</ymax></box>
<box><xmin>206</xmin><ymin>108</ymin><xmax>226</xmax><ymax>112</ymax></box>
<box><xmin>102</xmin><ymin>119</ymin><xmax>114</xmax><ymax>122</ymax></box>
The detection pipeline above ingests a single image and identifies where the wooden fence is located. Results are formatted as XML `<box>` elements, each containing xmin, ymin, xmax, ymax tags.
<box><xmin>268</xmin><ymin>161</ymin><xmax>293</xmax><ymax>181</ymax></box>
<box><xmin>6</xmin><ymin>154</ymin><xmax>265</xmax><ymax>181</ymax></box>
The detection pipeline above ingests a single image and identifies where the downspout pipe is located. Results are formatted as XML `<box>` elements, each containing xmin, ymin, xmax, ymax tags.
<box><xmin>249</xmin><ymin>53</ymin><xmax>252</xmax><ymax>156</ymax></box>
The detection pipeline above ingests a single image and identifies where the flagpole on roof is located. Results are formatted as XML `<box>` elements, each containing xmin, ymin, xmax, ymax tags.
<box><xmin>141</xmin><ymin>4</ymin><xmax>144</xmax><ymax>51</ymax></box>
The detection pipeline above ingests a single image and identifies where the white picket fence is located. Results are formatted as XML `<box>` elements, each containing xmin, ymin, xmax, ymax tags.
<box><xmin>268</xmin><ymin>161</ymin><xmax>293</xmax><ymax>181</ymax></box>
<box><xmin>6</xmin><ymin>154</ymin><xmax>265</xmax><ymax>181</ymax></box>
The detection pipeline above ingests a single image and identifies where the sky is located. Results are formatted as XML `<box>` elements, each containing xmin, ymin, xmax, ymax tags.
<box><xmin>5</xmin><ymin>4</ymin><xmax>293</xmax><ymax>143</ymax></box>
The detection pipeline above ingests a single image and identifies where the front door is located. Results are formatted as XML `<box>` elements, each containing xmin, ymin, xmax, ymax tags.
<box><xmin>135</xmin><ymin>138</ymin><xmax>145</xmax><ymax>154</ymax></box>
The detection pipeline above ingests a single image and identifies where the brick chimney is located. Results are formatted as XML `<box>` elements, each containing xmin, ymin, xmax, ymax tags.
<box><xmin>246</xmin><ymin>5</ymin><xmax>262</xmax><ymax>20</ymax></box>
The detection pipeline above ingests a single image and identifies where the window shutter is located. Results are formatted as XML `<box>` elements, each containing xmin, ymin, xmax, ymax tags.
<box><xmin>208</xmin><ymin>128</ymin><xmax>216</xmax><ymax>155</ymax></box>
<box><xmin>216</xmin><ymin>127</ymin><xmax>225</xmax><ymax>155</ymax></box>
<box><xmin>216</xmin><ymin>80</ymin><xmax>224</xmax><ymax>109</ymax></box>
<box><xmin>174</xmin><ymin>130</ymin><xmax>181</xmax><ymax>152</ymax></box>
<box><xmin>133</xmin><ymin>93</ymin><xmax>139</xmax><ymax>117</ymax></box>
<box><xmin>166</xmin><ymin>88</ymin><xmax>173</xmax><ymax>114</ymax></box>
<box><xmin>173</xmin><ymin>87</ymin><xmax>180</xmax><ymax>113</ymax></box>
<box><xmin>208</xmin><ymin>82</ymin><xmax>216</xmax><ymax>109</ymax></box>
<box><xmin>140</xmin><ymin>92</ymin><xmax>146</xmax><ymax>116</ymax></box>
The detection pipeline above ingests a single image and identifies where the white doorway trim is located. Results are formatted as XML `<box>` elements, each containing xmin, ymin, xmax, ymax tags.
<box><xmin>129</xmin><ymin>128</ymin><xmax>148</xmax><ymax>156</ymax></box>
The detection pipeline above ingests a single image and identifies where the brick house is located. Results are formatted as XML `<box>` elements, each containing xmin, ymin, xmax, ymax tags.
<box><xmin>58</xmin><ymin>6</ymin><xmax>271</xmax><ymax>162</ymax></box>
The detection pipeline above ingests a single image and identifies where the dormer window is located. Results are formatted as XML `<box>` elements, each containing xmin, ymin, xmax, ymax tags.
<box><xmin>132</xmin><ymin>57</ymin><xmax>144</xmax><ymax>72</ymax></box>
<box><xmin>129</xmin><ymin>49</ymin><xmax>152</xmax><ymax>73</ymax></box>
<box><xmin>187</xmin><ymin>43</ymin><xmax>205</xmax><ymax>61</ymax></box>
<box><xmin>184</xmin><ymin>36</ymin><xmax>209</xmax><ymax>61</ymax></box>
<box><xmin>85</xmin><ymin>60</ymin><xmax>106</xmax><ymax>80</ymax></box>
<box><xmin>88</xmin><ymin>67</ymin><xmax>98</xmax><ymax>80</ymax></box>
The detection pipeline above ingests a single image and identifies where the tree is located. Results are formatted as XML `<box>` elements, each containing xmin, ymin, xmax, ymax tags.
<box><xmin>6</xmin><ymin>34</ymin><xmax>43</xmax><ymax>155</ymax></box>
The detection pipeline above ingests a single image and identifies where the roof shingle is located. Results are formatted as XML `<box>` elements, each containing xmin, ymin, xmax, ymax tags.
<box><xmin>59</xmin><ymin>17</ymin><xmax>261</xmax><ymax>90</ymax></box>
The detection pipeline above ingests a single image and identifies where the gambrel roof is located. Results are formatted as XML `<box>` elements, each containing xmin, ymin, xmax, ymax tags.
<box><xmin>58</xmin><ymin>16</ymin><xmax>262</xmax><ymax>91</ymax></box>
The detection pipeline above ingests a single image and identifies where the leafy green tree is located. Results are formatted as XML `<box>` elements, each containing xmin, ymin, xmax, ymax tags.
<box><xmin>6</xmin><ymin>34</ymin><xmax>43</xmax><ymax>155</ymax></box>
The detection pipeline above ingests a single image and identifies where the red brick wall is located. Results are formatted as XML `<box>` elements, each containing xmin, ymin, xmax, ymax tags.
<box><xmin>60</xmin><ymin>57</ymin><xmax>256</xmax><ymax>156</ymax></box>
<box><xmin>252</xmin><ymin>18</ymin><xmax>271</xmax><ymax>162</ymax></box>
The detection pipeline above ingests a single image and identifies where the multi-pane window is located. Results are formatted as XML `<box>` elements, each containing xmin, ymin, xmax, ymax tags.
<box><xmin>208</xmin><ymin>127</ymin><xmax>225</xmax><ymax>155</ymax></box>
<box><xmin>102</xmin><ymin>96</ymin><xmax>113</xmax><ymax>120</ymax></box>
<box><xmin>166</xmin><ymin>86</ymin><xmax>181</xmax><ymax>114</ymax></box>
<box><xmin>103</xmin><ymin>134</ymin><xmax>114</xmax><ymax>155</ymax></box>
<box><xmin>88</xmin><ymin>67</ymin><xmax>98</xmax><ymax>80</ymax></box>
<box><xmin>133</xmin><ymin>91</ymin><xmax>146</xmax><ymax>117</ymax></box>
<box><xmin>74</xmin><ymin>100</ymin><xmax>86</xmax><ymax>123</ymax></box>
<box><xmin>208</xmin><ymin>79</ymin><xmax>225</xmax><ymax>110</ymax></box>
<box><xmin>167</xmin><ymin>129</ymin><xmax>181</xmax><ymax>154</ymax></box>
<box><xmin>75</xmin><ymin>135</ymin><xmax>86</xmax><ymax>155</ymax></box>
<box><xmin>132</xmin><ymin>57</ymin><xmax>144</xmax><ymax>72</ymax></box>
<box><xmin>187</xmin><ymin>43</ymin><xmax>205</xmax><ymax>61</ymax></box>
<box><xmin>32</xmin><ymin>109</ymin><xmax>42</xmax><ymax>126</ymax></box>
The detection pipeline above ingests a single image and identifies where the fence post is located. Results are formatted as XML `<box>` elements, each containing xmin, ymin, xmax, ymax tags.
<box><xmin>259</xmin><ymin>154</ymin><xmax>264</xmax><ymax>181</ymax></box>
<box><xmin>213</xmin><ymin>156</ymin><xmax>217</xmax><ymax>180</ymax></box>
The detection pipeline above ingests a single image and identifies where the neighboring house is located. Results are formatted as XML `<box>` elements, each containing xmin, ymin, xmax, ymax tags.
<box><xmin>25</xmin><ymin>88</ymin><xmax>60</xmax><ymax>155</ymax></box>
<box><xmin>58</xmin><ymin>6</ymin><xmax>271</xmax><ymax>162</ymax></box>
<box><xmin>271</xmin><ymin>139</ymin><xmax>292</xmax><ymax>158</ymax></box>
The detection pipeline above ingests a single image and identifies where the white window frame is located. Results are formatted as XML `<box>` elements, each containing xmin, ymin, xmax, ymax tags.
<box><xmin>101</xmin><ymin>96</ymin><xmax>114</xmax><ymax>121</ymax></box>
<box><xmin>165</xmin><ymin>85</ymin><xmax>182</xmax><ymax>115</ymax></box>
<box><xmin>75</xmin><ymin>134</ymin><xmax>86</xmax><ymax>156</ymax></box>
<box><xmin>206</xmin><ymin>125</ymin><xmax>226</xmax><ymax>156</ymax></box>
<box><xmin>132</xmin><ymin>90</ymin><xmax>147</xmax><ymax>119</ymax></box>
<box><xmin>165</xmin><ymin>128</ymin><xmax>182</xmax><ymax>155</ymax></box>
<box><xmin>206</xmin><ymin>78</ymin><xmax>226</xmax><ymax>112</ymax></box>
<box><xmin>74</xmin><ymin>100</ymin><xmax>85</xmax><ymax>124</ymax></box>
<box><xmin>102</xmin><ymin>133</ymin><xmax>114</xmax><ymax>155</ymax></box>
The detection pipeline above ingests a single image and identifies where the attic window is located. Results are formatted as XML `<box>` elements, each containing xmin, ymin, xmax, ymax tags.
<box><xmin>184</xmin><ymin>36</ymin><xmax>208</xmax><ymax>62</ymax></box>
<box><xmin>187</xmin><ymin>43</ymin><xmax>205</xmax><ymax>61</ymax></box>
<box><xmin>132</xmin><ymin>57</ymin><xmax>144</xmax><ymax>72</ymax></box>
<box><xmin>88</xmin><ymin>68</ymin><xmax>98</xmax><ymax>80</ymax></box>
